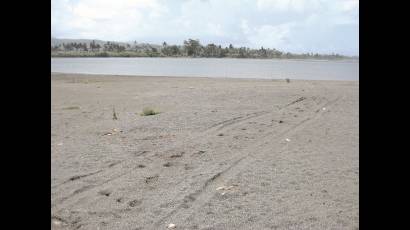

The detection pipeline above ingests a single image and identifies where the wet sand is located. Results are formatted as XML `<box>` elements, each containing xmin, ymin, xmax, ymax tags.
<box><xmin>51</xmin><ymin>73</ymin><xmax>359</xmax><ymax>229</ymax></box>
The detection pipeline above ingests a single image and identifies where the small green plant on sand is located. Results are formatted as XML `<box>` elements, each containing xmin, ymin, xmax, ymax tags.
<box><xmin>113</xmin><ymin>106</ymin><xmax>118</xmax><ymax>120</ymax></box>
<box><xmin>141</xmin><ymin>107</ymin><xmax>160</xmax><ymax>116</ymax></box>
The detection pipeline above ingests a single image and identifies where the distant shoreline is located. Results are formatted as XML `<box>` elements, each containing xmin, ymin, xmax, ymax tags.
<box><xmin>51</xmin><ymin>55</ymin><xmax>358</xmax><ymax>62</ymax></box>
<box><xmin>50</xmin><ymin>72</ymin><xmax>359</xmax><ymax>82</ymax></box>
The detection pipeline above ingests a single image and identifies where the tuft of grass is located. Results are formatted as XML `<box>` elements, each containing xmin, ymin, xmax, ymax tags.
<box><xmin>140</xmin><ymin>107</ymin><xmax>160</xmax><ymax>116</ymax></box>
<box><xmin>113</xmin><ymin>106</ymin><xmax>118</xmax><ymax>120</ymax></box>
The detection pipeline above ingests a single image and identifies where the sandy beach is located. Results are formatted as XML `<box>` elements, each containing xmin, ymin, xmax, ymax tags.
<box><xmin>51</xmin><ymin>73</ymin><xmax>358</xmax><ymax>229</ymax></box>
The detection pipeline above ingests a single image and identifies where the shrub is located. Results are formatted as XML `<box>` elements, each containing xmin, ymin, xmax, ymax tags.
<box><xmin>141</xmin><ymin>107</ymin><xmax>159</xmax><ymax>116</ymax></box>
<box><xmin>96</xmin><ymin>52</ymin><xmax>110</xmax><ymax>57</ymax></box>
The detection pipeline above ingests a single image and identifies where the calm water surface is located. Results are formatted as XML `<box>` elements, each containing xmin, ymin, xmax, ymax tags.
<box><xmin>51</xmin><ymin>57</ymin><xmax>358</xmax><ymax>81</ymax></box>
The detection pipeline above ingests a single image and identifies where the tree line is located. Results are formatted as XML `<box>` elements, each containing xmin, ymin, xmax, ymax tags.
<box><xmin>51</xmin><ymin>39</ymin><xmax>351</xmax><ymax>59</ymax></box>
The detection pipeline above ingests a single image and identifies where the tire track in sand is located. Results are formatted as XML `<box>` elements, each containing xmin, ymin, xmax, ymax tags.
<box><xmin>151</xmin><ymin>96</ymin><xmax>342</xmax><ymax>229</ymax></box>
<box><xmin>201</xmin><ymin>95</ymin><xmax>310</xmax><ymax>136</ymax></box>
<box><xmin>205</xmin><ymin>111</ymin><xmax>270</xmax><ymax>132</ymax></box>
<box><xmin>52</xmin><ymin>95</ymin><xmax>322</xmax><ymax>213</ymax></box>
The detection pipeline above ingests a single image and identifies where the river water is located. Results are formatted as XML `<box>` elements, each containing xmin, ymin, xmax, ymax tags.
<box><xmin>51</xmin><ymin>57</ymin><xmax>358</xmax><ymax>81</ymax></box>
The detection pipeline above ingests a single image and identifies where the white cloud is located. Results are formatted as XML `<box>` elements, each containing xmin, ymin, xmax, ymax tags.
<box><xmin>241</xmin><ymin>19</ymin><xmax>250</xmax><ymax>35</ymax></box>
<box><xmin>206</xmin><ymin>23</ymin><xmax>225</xmax><ymax>36</ymax></box>
<box><xmin>256</xmin><ymin>0</ymin><xmax>322</xmax><ymax>13</ymax></box>
<box><xmin>339</xmin><ymin>0</ymin><xmax>359</xmax><ymax>12</ymax></box>
<box><xmin>52</xmin><ymin>0</ymin><xmax>167</xmax><ymax>40</ymax></box>
<box><xmin>248</xmin><ymin>23</ymin><xmax>293</xmax><ymax>49</ymax></box>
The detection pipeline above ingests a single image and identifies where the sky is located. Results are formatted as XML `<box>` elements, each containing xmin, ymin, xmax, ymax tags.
<box><xmin>51</xmin><ymin>0</ymin><xmax>359</xmax><ymax>56</ymax></box>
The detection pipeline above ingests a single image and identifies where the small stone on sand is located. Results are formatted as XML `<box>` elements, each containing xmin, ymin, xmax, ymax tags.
<box><xmin>52</xmin><ymin>220</ymin><xmax>62</xmax><ymax>226</ymax></box>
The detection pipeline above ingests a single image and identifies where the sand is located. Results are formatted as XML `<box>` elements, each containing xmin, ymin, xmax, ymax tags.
<box><xmin>51</xmin><ymin>73</ymin><xmax>359</xmax><ymax>230</ymax></box>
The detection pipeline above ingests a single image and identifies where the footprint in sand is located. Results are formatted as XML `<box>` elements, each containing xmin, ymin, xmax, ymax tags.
<box><xmin>128</xmin><ymin>199</ymin><xmax>142</xmax><ymax>207</ymax></box>
<box><xmin>98</xmin><ymin>190</ymin><xmax>111</xmax><ymax>197</ymax></box>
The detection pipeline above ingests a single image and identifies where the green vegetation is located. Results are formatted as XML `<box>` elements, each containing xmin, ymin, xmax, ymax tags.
<box><xmin>51</xmin><ymin>38</ymin><xmax>355</xmax><ymax>60</ymax></box>
<box><xmin>140</xmin><ymin>107</ymin><xmax>160</xmax><ymax>116</ymax></box>
<box><xmin>113</xmin><ymin>106</ymin><xmax>118</xmax><ymax>120</ymax></box>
